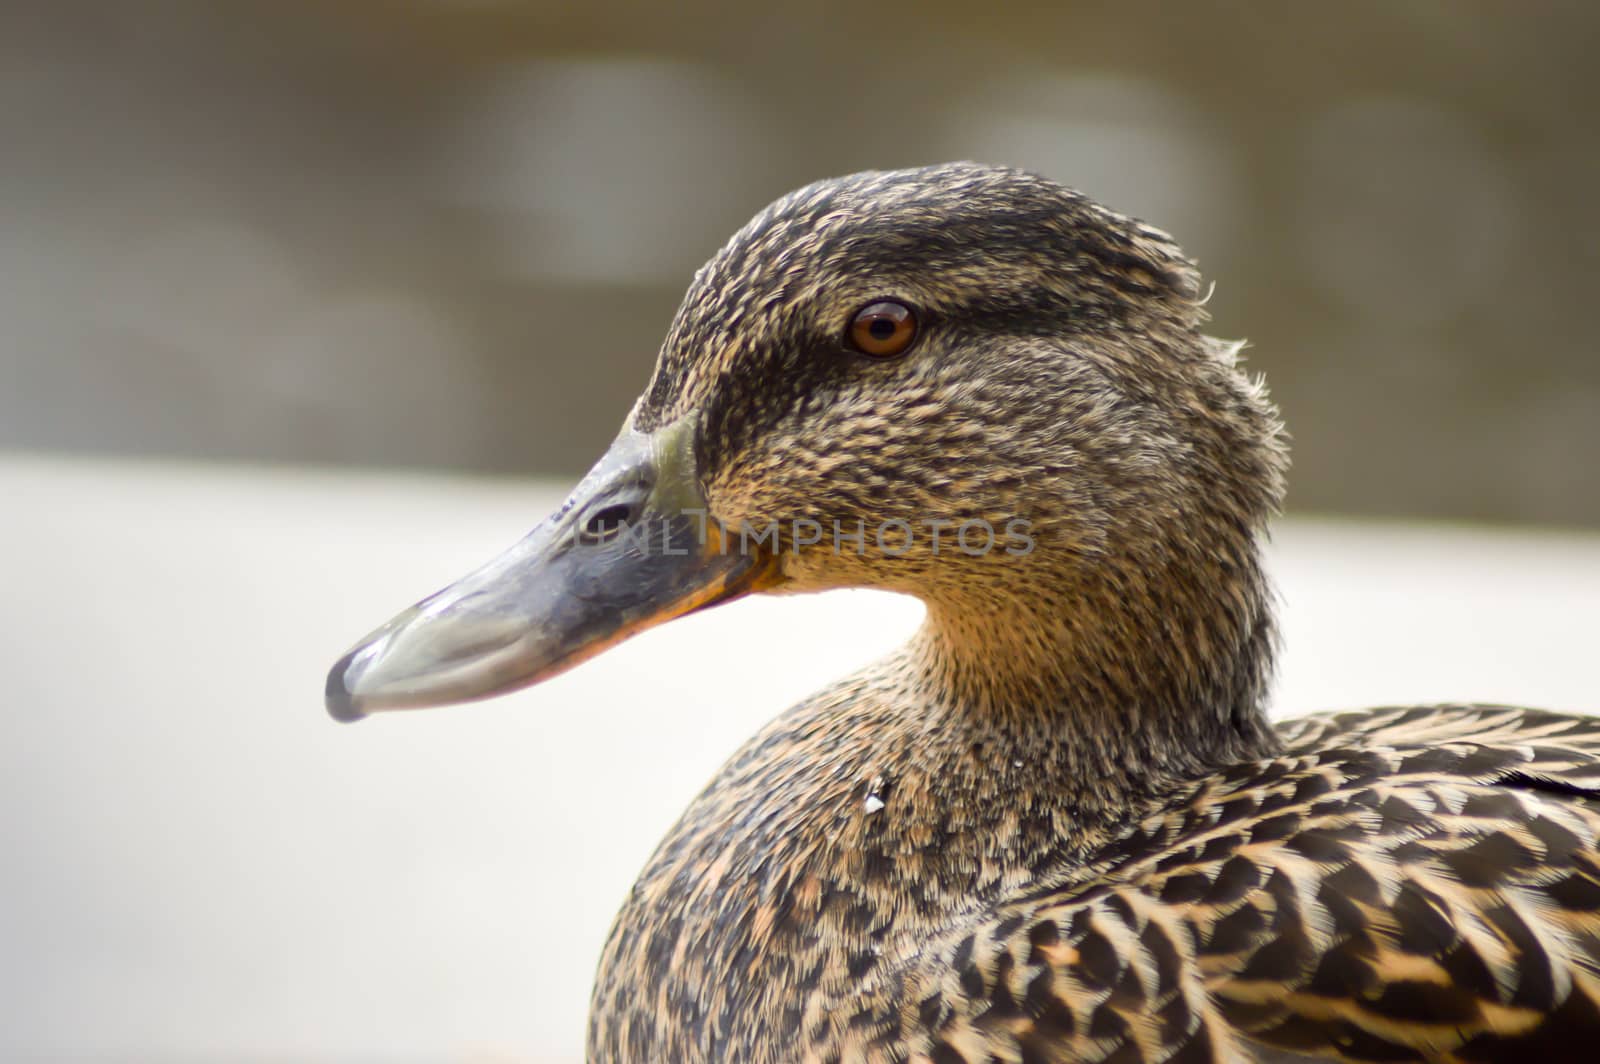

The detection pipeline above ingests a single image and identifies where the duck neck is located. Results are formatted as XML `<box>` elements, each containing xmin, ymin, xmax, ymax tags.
<box><xmin>894</xmin><ymin>551</ymin><xmax>1281</xmax><ymax>831</ymax></box>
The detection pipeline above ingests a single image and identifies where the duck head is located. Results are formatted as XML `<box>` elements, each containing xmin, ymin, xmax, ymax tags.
<box><xmin>327</xmin><ymin>163</ymin><xmax>1288</xmax><ymax>743</ymax></box>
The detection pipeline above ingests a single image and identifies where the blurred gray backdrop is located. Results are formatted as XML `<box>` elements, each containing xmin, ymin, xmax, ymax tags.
<box><xmin>5</xmin><ymin>0</ymin><xmax>1597</xmax><ymax>525</ymax></box>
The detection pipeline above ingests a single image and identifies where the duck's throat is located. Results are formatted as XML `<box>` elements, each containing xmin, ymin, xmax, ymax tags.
<box><xmin>900</xmin><ymin>569</ymin><xmax>1281</xmax><ymax>819</ymax></box>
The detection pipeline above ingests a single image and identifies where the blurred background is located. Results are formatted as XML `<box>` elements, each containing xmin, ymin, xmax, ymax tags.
<box><xmin>4</xmin><ymin>3</ymin><xmax>1599</xmax><ymax>1062</ymax></box>
<box><xmin>4</xmin><ymin>0</ymin><xmax>1597</xmax><ymax>522</ymax></box>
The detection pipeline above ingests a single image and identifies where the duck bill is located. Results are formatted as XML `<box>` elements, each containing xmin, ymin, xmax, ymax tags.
<box><xmin>325</xmin><ymin>414</ymin><xmax>778</xmax><ymax>722</ymax></box>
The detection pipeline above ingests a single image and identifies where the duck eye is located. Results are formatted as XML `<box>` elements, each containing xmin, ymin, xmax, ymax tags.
<box><xmin>848</xmin><ymin>300</ymin><xmax>918</xmax><ymax>358</ymax></box>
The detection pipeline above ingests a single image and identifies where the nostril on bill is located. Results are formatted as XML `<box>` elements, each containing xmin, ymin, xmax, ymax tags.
<box><xmin>579</xmin><ymin>501</ymin><xmax>641</xmax><ymax>543</ymax></box>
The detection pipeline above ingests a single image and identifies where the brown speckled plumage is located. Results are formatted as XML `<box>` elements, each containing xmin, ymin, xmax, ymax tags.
<box><xmin>574</xmin><ymin>164</ymin><xmax>1600</xmax><ymax>1061</ymax></box>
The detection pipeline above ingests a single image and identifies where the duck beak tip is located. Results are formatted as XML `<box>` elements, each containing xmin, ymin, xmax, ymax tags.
<box><xmin>324</xmin><ymin>650</ymin><xmax>369</xmax><ymax>723</ymax></box>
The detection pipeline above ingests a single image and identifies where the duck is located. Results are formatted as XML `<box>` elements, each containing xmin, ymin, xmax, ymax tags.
<box><xmin>325</xmin><ymin>162</ymin><xmax>1600</xmax><ymax>1062</ymax></box>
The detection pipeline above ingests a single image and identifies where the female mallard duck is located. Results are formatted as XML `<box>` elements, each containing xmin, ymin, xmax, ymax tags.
<box><xmin>327</xmin><ymin>163</ymin><xmax>1600</xmax><ymax>1062</ymax></box>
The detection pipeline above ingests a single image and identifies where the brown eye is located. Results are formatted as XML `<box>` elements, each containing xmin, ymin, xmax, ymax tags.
<box><xmin>848</xmin><ymin>300</ymin><xmax>918</xmax><ymax>358</ymax></box>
